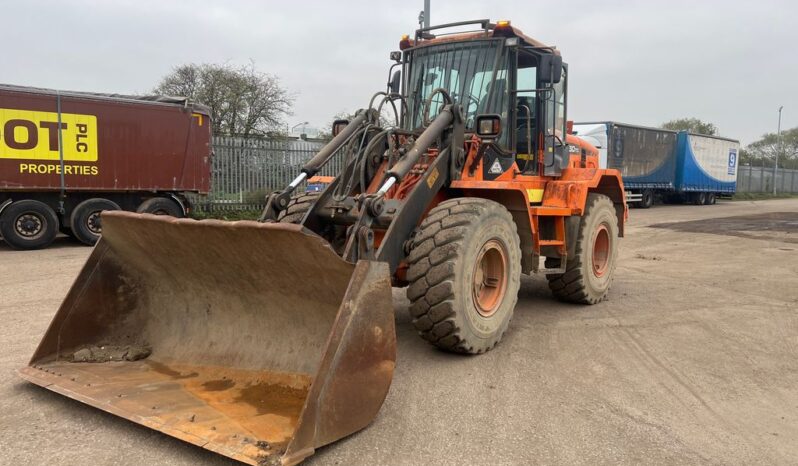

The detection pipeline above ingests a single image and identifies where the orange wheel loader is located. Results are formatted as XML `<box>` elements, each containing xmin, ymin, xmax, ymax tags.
<box><xmin>19</xmin><ymin>19</ymin><xmax>627</xmax><ymax>465</ymax></box>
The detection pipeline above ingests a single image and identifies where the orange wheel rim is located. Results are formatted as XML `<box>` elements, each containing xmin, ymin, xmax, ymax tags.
<box><xmin>472</xmin><ymin>239</ymin><xmax>508</xmax><ymax>317</ymax></box>
<box><xmin>592</xmin><ymin>224</ymin><xmax>610</xmax><ymax>277</ymax></box>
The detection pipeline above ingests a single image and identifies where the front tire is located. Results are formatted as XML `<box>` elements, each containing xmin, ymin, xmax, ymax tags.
<box><xmin>0</xmin><ymin>200</ymin><xmax>59</xmax><ymax>250</ymax></box>
<box><xmin>406</xmin><ymin>198</ymin><xmax>521</xmax><ymax>354</ymax></box>
<box><xmin>547</xmin><ymin>193</ymin><xmax>619</xmax><ymax>304</ymax></box>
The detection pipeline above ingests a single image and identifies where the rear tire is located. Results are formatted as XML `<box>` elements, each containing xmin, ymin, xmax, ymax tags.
<box><xmin>405</xmin><ymin>198</ymin><xmax>521</xmax><ymax>354</ymax></box>
<box><xmin>547</xmin><ymin>193</ymin><xmax>619</xmax><ymax>304</ymax></box>
<box><xmin>137</xmin><ymin>197</ymin><xmax>183</xmax><ymax>217</ymax></box>
<box><xmin>0</xmin><ymin>200</ymin><xmax>59</xmax><ymax>250</ymax></box>
<box><xmin>70</xmin><ymin>198</ymin><xmax>120</xmax><ymax>246</ymax></box>
<box><xmin>705</xmin><ymin>193</ymin><xmax>716</xmax><ymax>205</ymax></box>
<box><xmin>693</xmin><ymin>192</ymin><xmax>707</xmax><ymax>205</ymax></box>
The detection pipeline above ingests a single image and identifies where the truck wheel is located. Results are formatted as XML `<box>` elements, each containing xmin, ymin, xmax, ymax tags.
<box><xmin>693</xmin><ymin>192</ymin><xmax>707</xmax><ymax>205</ymax></box>
<box><xmin>71</xmin><ymin>198</ymin><xmax>120</xmax><ymax>246</ymax></box>
<box><xmin>136</xmin><ymin>197</ymin><xmax>183</xmax><ymax>217</ymax></box>
<box><xmin>639</xmin><ymin>189</ymin><xmax>654</xmax><ymax>209</ymax></box>
<box><xmin>0</xmin><ymin>200</ymin><xmax>59</xmax><ymax>250</ymax></box>
<box><xmin>547</xmin><ymin>193</ymin><xmax>619</xmax><ymax>304</ymax></box>
<box><xmin>705</xmin><ymin>193</ymin><xmax>716</xmax><ymax>205</ymax></box>
<box><xmin>277</xmin><ymin>193</ymin><xmax>319</xmax><ymax>223</ymax></box>
<box><xmin>406</xmin><ymin>198</ymin><xmax>521</xmax><ymax>354</ymax></box>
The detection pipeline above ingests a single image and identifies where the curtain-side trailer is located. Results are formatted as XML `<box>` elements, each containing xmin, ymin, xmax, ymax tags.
<box><xmin>0</xmin><ymin>84</ymin><xmax>212</xmax><ymax>249</ymax></box>
<box><xmin>573</xmin><ymin>121</ymin><xmax>739</xmax><ymax>208</ymax></box>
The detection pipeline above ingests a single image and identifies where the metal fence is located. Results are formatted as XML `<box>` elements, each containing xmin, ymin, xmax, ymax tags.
<box><xmin>736</xmin><ymin>166</ymin><xmax>798</xmax><ymax>193</ymax></box>
<box><xmin>195</xmin><ymin>135</ymin><xmax>337</xmax><ymax>212</ymax></box>
<box><xmin>195</xmin><ymin>135</ymin><xmax>798</xmax><ymax>212</ymax></box>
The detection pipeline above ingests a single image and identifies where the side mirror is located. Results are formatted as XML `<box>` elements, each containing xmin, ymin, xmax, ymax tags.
<box><xmin>475</xmin><ymin>114</ymin><xmax>502</xmax><ymax>140</ymax></box>
<box><xmin>389</xmin><ymin>51</ymin><xmax>402</xmax><ymax>62</ymax></box>
<box><xmin>389</xmin><ymin>70</ymin><xmax>401</xmax><ymax>94</ymax></box>
<box><xmin>538</xmin><ymin>54</ymin><xmax>563</xmax><ymax>84</ymax></box>
<box><xmin>332</xmin><ymin>119</ymin><xmax>349</xmax><ymax>137</ymax></box>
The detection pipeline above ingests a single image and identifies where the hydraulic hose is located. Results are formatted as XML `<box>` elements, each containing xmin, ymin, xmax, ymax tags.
<box><xmin>301</xmin><ymin>110</ymin><xmax>373</xmax><ymax>177</ymax></box>
<box><xmin>383</xmin><ymin>105</ymin><xmax>453</xmax><ymax>188</ymax></box>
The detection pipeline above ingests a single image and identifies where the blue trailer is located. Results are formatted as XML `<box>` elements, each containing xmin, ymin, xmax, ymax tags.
<box><xmin>573</xmin><ymin>122</ymin><xmax>740</xmax><ymax>208</ymax></box>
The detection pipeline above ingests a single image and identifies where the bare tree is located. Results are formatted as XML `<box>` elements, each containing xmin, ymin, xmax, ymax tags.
<box><xmin>154</xmin><ymin>62</ymin><xmax>294</xmax><ymax>137</ymax></box>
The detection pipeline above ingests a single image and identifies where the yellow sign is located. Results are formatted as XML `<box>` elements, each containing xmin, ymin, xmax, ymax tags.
<box><xmin>0</xmin><ymin>108</ymin><xmax>98</xmax><ymax>162</ymax></box>
<box><xmin>426</xmin><ymin>166</ymin><xmax>439</xmax><ymax>189</ymax></box>
<box><xmin>526</xmin><ymin>188</ymin><xmax>544</xmax><ymax>203</ymax></box>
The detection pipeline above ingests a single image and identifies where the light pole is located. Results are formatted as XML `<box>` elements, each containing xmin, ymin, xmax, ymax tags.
<box><xmin>774</xmin><ymin>106</ymin><xmax>783</xmax><ymax>195</ymax></box>
<box><xmin>418</xmin><ymin>0</ymin><xmax>430</xmax><ymax>29</ymax></box>
<box><xmin>291</xmin><ymin>121</ymin><xmax>309</xmax><ymax>135</ymax></box>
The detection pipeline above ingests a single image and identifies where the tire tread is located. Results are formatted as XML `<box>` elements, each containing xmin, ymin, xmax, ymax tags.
<box><xmin>277</xmin><ymin>193</ymin><xmax>319</xmax><ymax>224</ymax></box>
<box><xmin>405</xmin><ymin>198</ymin><xmax>520</xmax><ymax>354</ymax></box>
<box><xmin>546</xmin><ymin>193</ymin><xmax>617</xmax><ymax>304</ymax></box>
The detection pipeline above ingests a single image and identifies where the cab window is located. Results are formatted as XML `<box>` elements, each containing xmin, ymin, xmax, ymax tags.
<box><xmin>515</xmin><ymin>51</ymin><xmax>537</xmax><ymax>171</ymax></box>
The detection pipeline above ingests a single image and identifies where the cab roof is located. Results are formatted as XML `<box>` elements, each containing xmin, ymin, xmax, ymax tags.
<box><xmin>410</xmin><ymin>19</ymin><xmax>560</xmax><ymax>56</ymax></box>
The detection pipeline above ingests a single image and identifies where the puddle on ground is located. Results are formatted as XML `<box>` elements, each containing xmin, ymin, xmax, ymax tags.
<box><xmin>651</xmin><ymin>211</ymin><xmax>798</xmax><ymax>243</ymax></box>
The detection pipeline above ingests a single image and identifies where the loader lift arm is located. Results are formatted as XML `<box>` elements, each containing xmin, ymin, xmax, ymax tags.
<box><xmin>259</xmin><ymin>109</ymin><xmax>378</xmax><ymax>222</ymax></box>
<box><xmin>341</xmin><ymin>103</ymin><xmax>464</xmax><ymax>271</ymax></box>
<box><xmin>268</xmin><ymin>99</ymin><xmax>465</xmax><ymax>273</ymax></box>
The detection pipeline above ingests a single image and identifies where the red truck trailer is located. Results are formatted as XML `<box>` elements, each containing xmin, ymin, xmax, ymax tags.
<box><xmin>0</xmin><ymin>84</ymin><xmax>211</xmax><ymax>249</ymax></box>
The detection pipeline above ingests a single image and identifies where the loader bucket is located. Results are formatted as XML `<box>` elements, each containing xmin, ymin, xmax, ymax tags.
<box><xmin>18</xmin><ymin>211</ymin><xmax>396</xmax><ymax>466</ymax></box>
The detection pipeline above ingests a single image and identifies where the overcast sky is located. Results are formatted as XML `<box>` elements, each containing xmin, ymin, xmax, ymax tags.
<box><xmin>4</xmin><ymin>0</ymin><xmax>796</xmax><ymax>144</ymax></box>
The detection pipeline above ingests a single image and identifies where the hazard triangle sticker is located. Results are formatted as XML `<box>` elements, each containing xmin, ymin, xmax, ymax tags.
<box><xmin>489</xmin><ymin>159</ymin><xmax>503</xmax><ymax>174</ymax></box>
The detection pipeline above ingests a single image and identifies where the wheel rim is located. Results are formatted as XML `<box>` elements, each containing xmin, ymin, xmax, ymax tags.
<box><xmin>592</xmin><ymin>224</ymin><xmax>611</xmax><ymax>278</ymax></box>
<box><xmin>472</xmin><ymin>239</ymin><xmax>508</xmax><ymax>317</ymax></box>
<box><xmin>86</xmin><ymin>211</ymin><xmax>103</xmax><ymax>235</ymax></box>
<box><xmin>15</xmin><ymin>213</ymin><xmax>45</xmax><ymax>239</ymax></box>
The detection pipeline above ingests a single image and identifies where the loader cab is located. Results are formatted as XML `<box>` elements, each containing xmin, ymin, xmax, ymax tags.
<box><xmin>399</xmin><ymin>21</ymin><xmax>570</xmax><ymax>177</ymax></box>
